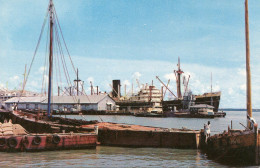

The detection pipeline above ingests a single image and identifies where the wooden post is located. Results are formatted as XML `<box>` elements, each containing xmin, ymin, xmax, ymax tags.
<box><xmin>245</xmin><ymin>0</ymin><xmax>252</xmax><ymax>127</ymax></box>
<box><xmin>231</xmin><ymin>120</ymin><xmax>233</xmax><ymax>129</ymax></box>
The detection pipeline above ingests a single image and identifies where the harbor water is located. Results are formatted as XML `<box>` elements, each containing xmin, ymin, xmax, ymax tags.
<box><xmin>1</xmin><ymin>110</ymin><xmax>259</xmax><ymax>167</ymax></box>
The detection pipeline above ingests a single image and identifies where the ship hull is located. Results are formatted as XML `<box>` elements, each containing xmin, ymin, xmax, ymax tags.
<box><xmin>195</xmin><ymin>92</ymin><xmax>221</xmax><ymax>112</ymax></box>
<box><xmin>10</xmin><ymin>111</ymin><xmax>95</xmax><ymax>133</ymax></box>
<box><xmin>163</xmin><ymin>92</ymin><xmax>221</xmax><ymax>113</ymax></box>
<box><xmin>203</xmin><ymin>130</ymin><xmax>258</xmax><ymax>165</ymax></box>
<box><xmin>0</xmin><ymin>133</ymin><xmax>97</xmax><ymax>152</ymax></box>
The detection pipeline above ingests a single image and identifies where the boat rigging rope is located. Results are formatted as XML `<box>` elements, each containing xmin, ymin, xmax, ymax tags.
<box><xmin>41</xmin><ymin>20</ymin><xmax>50</xmax><ymax>96</ymax></box>
<box><xmin>15</xmin><ymin>0</ymin><xmax>104</xmax><ymax>123</ymax></box>
<box><xmin>53</xmin><ymin>6</ymin><xmax>77</xmax><ymax>76</ymax></box>
<box><xmin>53</xmin><ymin>22</ymin><xmax>77</xmax><ymax>103</ymax></box>
<box><xmin>17</xmin><ymin>5</ymin><xmax>50</xmax><ymax>105</ymax></box>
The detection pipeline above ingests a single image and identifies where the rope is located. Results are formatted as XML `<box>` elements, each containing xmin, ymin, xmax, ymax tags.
<box><xmin>53</xmin><ymin>6</ymin><xmax>77</xmax><ymax>76</ymax></box>
<box><xmin>16</xmin><ymin>4</ymin><xmax>50</xmax><ymax>106</ymax></box>
<box><xmin>41</xmin><ymin>19</ymin><xmax>50</xmax><ymax>96</ymax></box>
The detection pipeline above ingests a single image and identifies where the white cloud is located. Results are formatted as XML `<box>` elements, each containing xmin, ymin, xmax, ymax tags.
<box><xmin>38</xmin><ymin>66</ymin><xmax>46</xmax><ymax>74</ymax></box>
<box><xmin>228</xmin><ymin>88</ymin><xmax>233</xmax><ymax>95</ymax></box>
<box><xmin>132</xmin><ymin>72</ymin><xmax>141</xmax><ymax>79</ymax></box>
<box><xmin>87</xmin><ymin>77</ymin><xmax>94</xmax><ymax>83</ymax></box>
<box><xmin>10</xmin><ymin>76</ymin><xmax>19</xmax><ymax>81</ymax></box>
<box><xmin>237</xmin><ymin>68</ymin><xmax>246</xmax><ymax>77</ymax></box>
<box><xmin>164</xmin><ymin>73</ymin><xmax>175</xmax><ymax>81</ymax></box>
<box><xmin>240</xmin><ymin>84</ymin><xmax>246</xmax><ymax>91</ymax></box>
<box><xmin>123</xmin><ymin>80</ymin><xmax>130</xmax><ymax>86</ymax></box>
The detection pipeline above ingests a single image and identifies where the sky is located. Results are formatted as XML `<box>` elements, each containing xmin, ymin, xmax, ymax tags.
<box><xmin>0</xmin><ymin>0</ymin><xmax>260</xmax><ymax>108</ymax></box>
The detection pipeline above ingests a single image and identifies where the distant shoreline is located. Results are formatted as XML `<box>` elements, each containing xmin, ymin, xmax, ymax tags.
<box><xmin>220</xmin><ymin>109</ymin><xmax>260</xmax><ymax>112</ymax></box>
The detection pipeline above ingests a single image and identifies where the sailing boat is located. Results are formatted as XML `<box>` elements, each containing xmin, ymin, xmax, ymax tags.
<box><xmin>0</xmin><ymin>0</ymin><xmax>99</xmax><ymax>151</ymax></box>
<box><xmin>204</xmin><ymin>0</ymin><xmax>259</xmax><ymax>165</ymax></box>
<box><xmin>9</xmin><ymin>0</ymin><xmax>97</xmax><ymax>133</ymax></box>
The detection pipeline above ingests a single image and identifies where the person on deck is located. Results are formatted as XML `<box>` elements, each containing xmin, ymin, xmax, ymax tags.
<box><xmin>204</xmin><ymin>121</ymin><xmax>211</xmax><ymax>142</ymax></box>
<box><xmin>247</xmin><ymin>115</ymin><xmax>256</xmax><ymax>132</ymax></box>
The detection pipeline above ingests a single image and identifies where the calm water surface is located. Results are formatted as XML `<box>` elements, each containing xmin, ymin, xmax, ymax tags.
<box><xmin>1</xmin><ymin>110</ymin><xmax>259</xmax><ymax>167</ymax></box>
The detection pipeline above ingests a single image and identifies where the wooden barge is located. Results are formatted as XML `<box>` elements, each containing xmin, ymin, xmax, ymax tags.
<box><xmin>202</xmin><ymin>125</ymin><xmax>259</xmax><ymax>165</ymax></box>
<box><xmin>7</xmin><ymin>110</ymin><xmax>202</xmax><ymax>149</ymax></box>
<box><xmin>0</xmin><ymin>133</ymin><xmax>97</xmax><ymax>152</ymax></box>
<box><xmin>0</xmin><ymin>121</ymin><xmax>97</xmax><ymax>152</ymax></box>
<box><xmin>10</xmin><ymin>110</ymin><xmax>96</xmax><ymax>133</ymax></box>
<box><xmin>82</xmin><ymin>122</ymin><xmax>201</xmax><ymax>149</ymax></box>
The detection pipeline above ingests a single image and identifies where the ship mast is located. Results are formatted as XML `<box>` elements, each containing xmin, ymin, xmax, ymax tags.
<box><xmin>211</xmin><ymin>72</ymin><xmax>213</xmax><ymax>106</ymax></box>
<box><xmin>245</xmin><ymin>0</ymin><xmax>252</xmax><ymax>126</ymax></box>
<box><xmin>174</xmin><ymin>57</ymin><xmax>183</xmax><ymax>99</ymax></box>
<box><xmin>47</xmin><ymin>0</ymin><xmax>54</xmax><ymax>118</ymax></box>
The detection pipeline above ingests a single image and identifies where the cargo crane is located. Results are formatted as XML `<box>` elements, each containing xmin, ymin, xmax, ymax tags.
<box><xmin>163</xmin><ymin>79</ymin><xmax>170</xmax><ymax>98</ymax></box>
<box><xmin>183</xmin><ymin>75</ymin><xmax>190</xmax><ymax>96</ymax></box>
<box><xmin>156</xmin><ymin>76</ymin><xmax>177</xmax><ymax>98</ymax></box>
<box><xmin>136</xmin><ymin>79</ymin><xmax>141</xmax><ymax>89</ymax></box>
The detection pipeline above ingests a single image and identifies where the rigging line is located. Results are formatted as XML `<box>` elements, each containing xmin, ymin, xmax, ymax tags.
<box><xmin>41</xmin><ymin>20</ymin><xmax>50</xmax><ymax>96</ymax></box>
<box><xmin>53</xmin><ymin>8</ymin><xmax>83</xmax><ymax>105</ymax></box>
<box><xmin>54</xmin><ymin>36</ymin><xmax>60</xmax><ymax>92</ymax></box>
<box><xmin>54</xmin><ymin>24</ymin><xmax>78</xmax><ymax>104</ymax></box>
<box><xmin>53</xmin><ymin>15</ymin><xmax>75</xmax><ymax>92</ymax></box>
<box><xmin>55</xmin><ymin>31</ymin><xmax>63</xmax><ymax>90</ymax></box>
<box><xmin>54</xmin><ymin>23</ymin><xmax>78</xmax><ymax>103</ymax></box>
<box><xmin>53</xmin><ymin>6</ymin><xmax>77</xmax><ymax>75</ymax></box>
<box><xmin>44</xmin><ymin>56</ymin><xmax>49</xmax><ymax>96</ymax></box>
<box><xmin>54</xmin><ymin>24</ymin><xmax>72</xmax><ymax>96</ymax></box>
<box><xmin>53</xmin><ymin>25</ymin><xmax>62</xmax><ymax>92</ymax></box>
<box><xmin>81</xmin><ymin>86</ymin><xmax>91</xmax><ymax>103</ymax></box>
<box><xmin>53</xmin><ymin>23</ymin><xmax>70</xmax><ymax>86</ymax></box>
<box><xmin>17</xmin><ymin>6</ymin><xmax>50</xmax><ymax>105</ymax></box>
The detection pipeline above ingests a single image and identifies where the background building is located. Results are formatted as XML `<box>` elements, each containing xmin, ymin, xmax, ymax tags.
<box><xmin>4</xmin><ymin>94</ymin><xmax>115</xmax><ymax>112</ymax></box>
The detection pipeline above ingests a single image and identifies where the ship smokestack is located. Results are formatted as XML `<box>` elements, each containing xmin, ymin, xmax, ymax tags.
<box><xmin>112</xmin><ymin>80</ymin><xmax>121</xmax><ymax>98</ymax></box>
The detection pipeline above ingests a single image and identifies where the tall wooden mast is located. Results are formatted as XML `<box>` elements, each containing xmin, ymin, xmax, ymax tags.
<box><xmin>175</xmin><ymin>57</ymin><xmax>183</xmax><ymax>99</ymax></box>
<box><xmin>47</xmin><ymin>0</ymin><xmax>54</xmax><ymax>118</ymax></box>
<box><xmin>245</xmin><ymin>0</ymin><xmax>252</xmax><ymax>126</ymax></box>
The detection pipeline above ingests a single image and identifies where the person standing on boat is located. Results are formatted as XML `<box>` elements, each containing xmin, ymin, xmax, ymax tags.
<box><xmin>204</xmin><ymin>121</ymin><xmax>211</xmax><ymax>142</ymax></box>
<box><xmin>247</xmin><ymin>115</ymin><xmax>256</xmax><ymax>131</ymax></box>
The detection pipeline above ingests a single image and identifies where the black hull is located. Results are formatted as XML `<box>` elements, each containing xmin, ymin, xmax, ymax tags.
<box><xmin>163</xmin><ymin>92</ymin><xmax>221</xmax><ymax>113</ymax></box>
<box><xmin>163</xmin><ymin>112</ymin><xmax>226</xmax><ymax>118</ymax></box>
<box><xmin>135</xmin><ymin>113</ymin><xmax>163</xmax><ymax>118</ymax></box>
<box><xmin>195</xmin><ymin>96</ymin><xmax>220</xmax><ymax>112</ymax></box>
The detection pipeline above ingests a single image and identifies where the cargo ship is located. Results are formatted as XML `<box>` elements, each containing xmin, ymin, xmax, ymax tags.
<box><xmin>161</xmin><ymin>58</ymin><xmax>222</xmax><ymax>114</ymax></box>
<box><xmin>111</xmin><ymin>80</ymin><xmax>163</xmax><ymax>114</ymax></box>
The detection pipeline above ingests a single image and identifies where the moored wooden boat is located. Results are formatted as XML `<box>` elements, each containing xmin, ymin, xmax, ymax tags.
<box><xmin>10</xmin><ymin>110</ymin><xmax>96</xmax><ymax>133</ymax></box>
<box><xmin>0</xmin><ymin>133</ymin><xmax>97</xmax><ymax>152</ymax></box>
<box><xmin>203</xmin><ymin>127</ymin><xmax>258</xmax><ymax>165</ymax></box>
<box><xmin>203</xmin><ymin>0</ymin><xmax>259</xmax><ymax>165</ymax></box>
<box><xmin>0</xmin><ymin>120</ymin><xmax>97</xmax><ymax>152</ymax></box>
